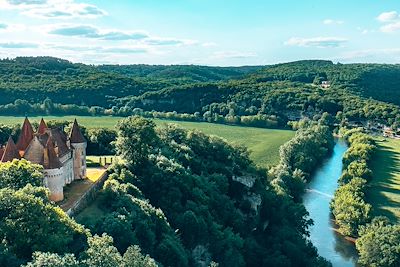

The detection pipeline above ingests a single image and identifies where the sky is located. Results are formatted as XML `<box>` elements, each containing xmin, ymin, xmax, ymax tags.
<box><xmin>0</xmin><ymin>0</ymin><xmax>400</xmax><ymax>66</ymax></box>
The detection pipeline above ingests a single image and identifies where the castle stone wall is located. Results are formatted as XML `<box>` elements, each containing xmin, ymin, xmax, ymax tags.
<box><xmin>44</xmin><ymin>168</ymin><xmax>64</xmax><ymax>202</ymax></box>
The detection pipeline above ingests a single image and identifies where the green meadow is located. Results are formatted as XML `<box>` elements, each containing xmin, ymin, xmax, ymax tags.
<box><xmin>368</xmin><ymin>138</ymin><xmax>400</xmax><ymax>222</ymax></box>
<box><xmin>0</xmin><ymin>116</ymin><xmax>294</xmax><ymax>168</ymax></box>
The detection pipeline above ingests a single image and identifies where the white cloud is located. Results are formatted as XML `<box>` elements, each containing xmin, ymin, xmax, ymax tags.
<box><xmin>377</xmin><ymin>11</ymin><xmax>399</xmax><ymax>22</ymax></box>
<box><xmin>340</xmin><ymin>48</ymin><xmax>400</xmax><ymax>63</ymax></box>
<box><xmin>46</xmin><ymin>24</ymin><xmax>199</xmax><ymax>47</ymax></box>
<box><xmin>284</xmin><ymin>37</ymin><xmax>348</xmax><ymax>48</ymax></box>
<box><xmin>144</xmin><ymin>38</ymin><xmax>197</xmax><ymax>46</ymax></box>
<box><xmin>0</xmin><ymin>0</ymin><xmax>107</xmax><ymax>19</ymax></box>
<box><xmin>48</xmin><ymin>24</ymin><xmax>148</xmax><ymax>40</ymax></box>
<box><xmin>0</xmin><ymin>42</ymin><xmax>39</xmax><ymax>48</ymax></box>
<box><xmin>375</xmin><ymin>11</ymin><xmax>400</xmax><ymax>33</ymax></box>
<box><xmin>323</xmin><ymin>19</ymin><xmax>344</xmax><ymax>25</ymax></box>
<box><xmin>212</xmin><ymin>51</ymin><xmax>257</xmax><ymax>59</ymax></box>
<box><xmin>202</xmin><ymin>42</ymin><xmax>217</xmax><ymax>47</ymax></box>
<box><xmin>380</xmin><ymin>21</ymin><xmax>400</xmax><ymax>33</ymax></box>
<box><xmin>48</xmin><ymin>44</ymin><xmax>148</xmax><ymax>54</ymax></box>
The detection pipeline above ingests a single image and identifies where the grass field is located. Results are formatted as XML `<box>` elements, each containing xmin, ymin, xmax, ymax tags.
<box><xmin>0</xmin><ymin>116</ymin><xmax>294</xmax><ymax>168</ymax></box>
<box><xmin>154</xmin><ymin>120</ymin><xmax>294</xmax><ymax>167</ymax></box>
<box><xmin>368</xmin><ymin>138</ymin><xmax>400</xmax><ymax>223</ymax></box>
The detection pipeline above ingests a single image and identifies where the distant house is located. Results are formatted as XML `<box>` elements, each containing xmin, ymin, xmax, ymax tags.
<box><xmin>383</xmin><ymin>126</ymin><xmax>394</xmax><ymax>137</ymax></box>
<box><xmin>321</xmin><ymin>81</ymin><xmax>330</xmax><ymax>88</ymax></box>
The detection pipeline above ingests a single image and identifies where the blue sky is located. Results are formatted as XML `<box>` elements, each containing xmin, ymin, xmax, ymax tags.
<box><xmin>0</xmin><ymin>0</ymin><xmax>400</xmax><ymax>65</ymax></box>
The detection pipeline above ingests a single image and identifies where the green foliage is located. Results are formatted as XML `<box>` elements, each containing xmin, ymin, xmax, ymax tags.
<box><xmin>24</xmin><ymin>252</ymin><xmax>80</xmax><ymax>267</ymax></box>
<box><xmin>356</xmin><ymin>217</ymin><xmax>400</xmax><ymax>267</ymax></box>
<box><xmin>122</xmin><ymin>245</ymin><xmax>158</xmax><ymax>267</ymax></box>
<box><xmin>81</xmin><ymin>234</ymin><xmax>123</xmax><ymax>267</ymax></box>
<box><xmin>1</xmin><ymin>57</ymin><xmax>400</xmax><ymax>130</ymax></box>
<box><xmin>270</xmin><ymin>118</ymin><xmax>334</xmax><ymax>199</ymax></box>
<box><xmin>331</xmin><ymin>130</ymin><xmax>376</xmax><ymax>236</ymax></box>
<box><xmin>24</xmin><ymin>235</ymin><xmax>158</xmax><ymax>267</ymax></box>
<box><xmin>0</xmin><ymin>242</ymin><xmax>22</xmax><ymax>267</ymax></box>
<box><xmin>116</xmin><ymin>116</ymin><xmax>159</xmax><ymax>169</ymax></box>
<box><xmin>331</xmin><ymin>178</ymin><xmax>372</xmax><ymax>236</ymax></box>
<box><xmin>0</xmin><ymin>185</ymin><xmax>87</xmax><ymax>260</ymax></box>
<box><xmin>82</xmin><ymin>117</ymin><xmax>331</xmax><ymax>267</ymax></box>
<box><xmin>0</xmin><ymin>159</ymin><xmax>44</xmax><ymax>190</ymax></box>
<box><xmin>87</xmin><ymin>128</ymin><xmax>117</xmax><ymax>155</ymax></box>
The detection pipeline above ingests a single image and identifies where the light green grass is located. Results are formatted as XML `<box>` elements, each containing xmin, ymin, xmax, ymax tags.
<box><xmin>368</xmin><ymin>138</ymin><xmax>400</xmax><ymax>223</ymax></box>
<box><xmin>0</xmin><ymin>116</ymin><xmax>294</xmax><ymax>167</ymax></box>
<box><xmin>154</xmin><ymin>119</ymin><xmax>294</xmax><ymax>167</ymax></box>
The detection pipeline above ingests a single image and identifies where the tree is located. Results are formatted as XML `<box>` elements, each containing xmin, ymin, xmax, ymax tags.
<box><xmin>122</xmin><ymin>245</ymin><xmax>158</xmax><ymax>267</ymax></box>
<box><xmin>0</xmin><ymin>159</ymin><xmax>44</xmax><ymax>190</ymax></box>
<box><xmin>88</xmin><ymin>128</ymin><xmax>117</xmax><ymax>155</ymax></box>
<box><xmin>24</xmin><ymin>252</ymin><xmax>79</xmax><ymax>267</ymax></box>
<box><xmin>82</xmin><ymin>234</ymin><xmax>122</xmax><ymax>267</ymax></box>
<box><xmin>356</xmin><ymin>217</ymin><xmax>400</xmax><ymax>267</ymax></box>
<box><xmin>116</xmin><ymin>116</ymin><xmax>159</xmax><ymax>169</ymax></box>
<box><xmin>331</xmin><ymin>178</ymin><xmax>372</xmax><ymax>236</ymax></box>
<box><xmin>0</xmin><ymin>185</ymin><xmax>87</xmax><ymax>259</ymax></box>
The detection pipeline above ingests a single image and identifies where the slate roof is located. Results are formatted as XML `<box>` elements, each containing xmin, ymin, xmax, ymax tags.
<box><xmin>24</xmin><ymin>135</ymin><xmax>44</xmax><ymax>165</ymax></box>
<box><xmin>37</xmin><ymin>118</ymin><xmax>47</xmax><ymax>135</ymax></box>
<box><xmin>70</xmin><ymin>119</ymin><xmax>86</xmax><ymax>143</ymax></box>
<box><xmin>16</xmin><ymin>117</ymin><xmax>34</xmax><ymax>151</ymax></box>
<box><xmin>1</xmin><ymin>137</ymin><xmax>20</xmax><ymax>162</ymax></box>
<box><xmin>43</xmin><ymin>138</ymin><xmax>62</xmax><ymax>169</ymax></box>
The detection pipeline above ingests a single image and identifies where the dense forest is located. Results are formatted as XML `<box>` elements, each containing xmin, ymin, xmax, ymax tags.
<box><xmin>1</xmin><ymin>57</ymin><xmax>400</xmax><ymax>129</ymax></box>
<box><xmin>0</xmin><ymin>116</ymin><xmax>334</xmax><ymax>267</ymax></box>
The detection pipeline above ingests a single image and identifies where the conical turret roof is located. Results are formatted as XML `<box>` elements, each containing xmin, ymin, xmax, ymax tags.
<box><xmin>24</xmin><ymin>135</ymin><xmax>44</xmax><ymax>165</ymax></box>
<box><xmin>43</xmin><ymin>138</ymin><xmax>62</xmax><ymax>169</ymax></box>
<box><xmin>16</xmin><ymin>117</ymin><xmax>34</xmax><ymax>151</ymax></box>
<box><xmin>69</xmin><ymin>119</ymin><xmax>86</xmax><ymax>143</ymax></box>
<box><xmin>1</xmin><ymin>137</ymin><xmax>20</xmax><ymax>162</ymax></box>
<box><xmin>37</xmin><ymin>118</ymin><xmax>47</xmax><ymax>135</ymax></box>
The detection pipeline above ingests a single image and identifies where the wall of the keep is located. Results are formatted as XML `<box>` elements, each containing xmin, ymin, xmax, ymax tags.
<box><xmin>44</xmin><ymin>168</ymin><xmax>64</xmax><ymax>202</ymax></box>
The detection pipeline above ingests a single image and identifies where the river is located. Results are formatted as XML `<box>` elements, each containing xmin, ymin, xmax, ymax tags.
<box><xmin>303</xmin><ymin>140</ymin><xmax>359</xmax><ymax>267</ymax></box>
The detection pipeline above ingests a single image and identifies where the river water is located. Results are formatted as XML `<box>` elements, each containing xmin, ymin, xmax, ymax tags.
<box><xmin>303</xmin><ymin>140</ymin><xmax>359</xmax><ymax>267</ymax></box>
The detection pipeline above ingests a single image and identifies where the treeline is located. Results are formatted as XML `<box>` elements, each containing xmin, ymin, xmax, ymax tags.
<box><xmin>269</xmin><ymin>115</ymin><xmax>334</xmax><ymax>200</ymax></box>
<box><xmin>117</xmin><ymin>79</ymin><xmax>400</xmax><ymax>129</ymax></box>
<box><xmin>2</xmin><ymin>57</ymin><xmax>400</xmax><ymax>130</ymax></box>
<box><xmin>331</xmin><ymin>129</ymin><xmax>376</xmax><ymax>236</ymax></box>
<box><xmin>0</xmin><ymin>57</ymin><xmax>259</xmax><ymax>107</ymax></box>
<box><xmin>77</xmin><ymin>116</ymin><xmax>331</xmax><ymax>267</ymax></box>
<box><xmin>329</xmin><ymin>129</ymin><xmax>400</xmax><ymax>266</ymax></box>
<box><xmin>0</xmin><ymin>121</ymin><xmax>116</xmax><ymax>156</ymax></box>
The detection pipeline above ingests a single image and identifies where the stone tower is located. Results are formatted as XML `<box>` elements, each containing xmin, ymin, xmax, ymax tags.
<box><xmin>70</xmin><ymin>119</ymin><xmax>87</xmax><ymax>179</ymax></box>
<box><xmin>43</xmin><ymin>138</ymin><xmax>64</xmax><ymax>202</ymax></box>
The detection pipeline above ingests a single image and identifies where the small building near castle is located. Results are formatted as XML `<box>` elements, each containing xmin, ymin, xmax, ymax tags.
<box><xmin>0</xmin><ymin>118</ymin><xmax>87</xmax><ymax>202</ymax></box>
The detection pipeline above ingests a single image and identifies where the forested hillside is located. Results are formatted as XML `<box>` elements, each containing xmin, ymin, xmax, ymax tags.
<box><xmin>0</xmin><ymin>117</ymin><xmax>332</xmax><ymax>267</ymax></box>
<box><xmin>1</xmin><ymin>57</ymin><xmax>400</xmax><ymax>127</ymax></box>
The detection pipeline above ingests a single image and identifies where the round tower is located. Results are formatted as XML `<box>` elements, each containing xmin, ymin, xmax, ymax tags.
<box><xmin>43</xmin><ymin>138</ymin><xmax>64</xmax><ymax>202</ymax></box>
<box><xmin>44</xmin><ymin>168</ymin><xmax>64</xmax><ymax>202</ymax></box>
<box><xmin>70</xmin><ymin>119</ymin><xmax>87</xmax><ymax>180</ymax></box>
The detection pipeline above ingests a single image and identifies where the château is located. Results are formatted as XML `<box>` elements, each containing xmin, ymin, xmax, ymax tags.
<box><xmin>0</xmin><ymin>118</ymin><xmax>87</xmax><ymax>201</ymax></box>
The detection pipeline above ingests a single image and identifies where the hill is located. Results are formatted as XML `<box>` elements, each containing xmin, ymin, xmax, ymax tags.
<box><xmin>1</xmin><ymin>57</ymin><xmax>400</xmax><ymax>127</ymax></box>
